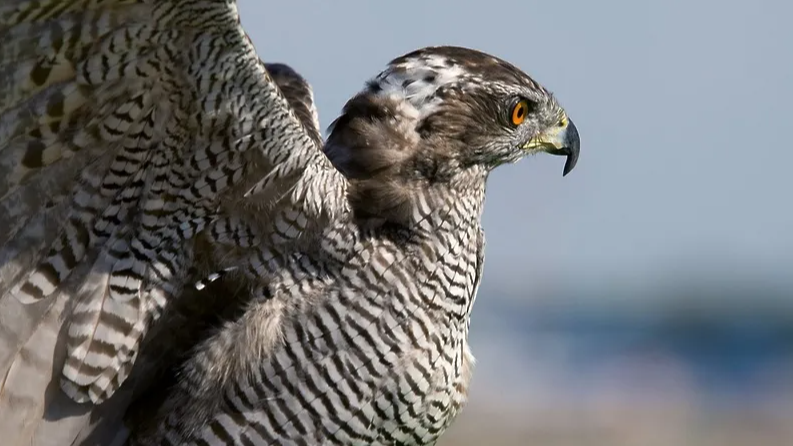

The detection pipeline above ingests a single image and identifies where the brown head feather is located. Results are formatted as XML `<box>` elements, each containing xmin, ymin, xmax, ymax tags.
<box><xmin>323</xmin><ymin>46</ymin><xmax>573</xmax><ymax>225</ymax></box>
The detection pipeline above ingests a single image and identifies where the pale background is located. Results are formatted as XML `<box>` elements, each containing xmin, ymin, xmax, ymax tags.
<box><xmin>239</xmin><ymin>1</ymin><xmax>793</xmax><ymax>444</ymax></box>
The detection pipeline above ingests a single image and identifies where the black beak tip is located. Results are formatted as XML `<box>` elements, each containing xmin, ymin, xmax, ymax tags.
<box><xmin>561</xmin><ymin>119</ymin><xmax>580</xmax><ymax>177</ymax></box>
<box><xmin>562</xmin><ymin>156</ymin><xmax>576</xmax><ymax>176</ymax></box>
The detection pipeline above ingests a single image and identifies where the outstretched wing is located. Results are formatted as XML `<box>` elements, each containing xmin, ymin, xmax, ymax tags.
<box><xmin>0</xmin><ymin>0</ymin><xmax>346</xmax><ymax>442</ymax></box>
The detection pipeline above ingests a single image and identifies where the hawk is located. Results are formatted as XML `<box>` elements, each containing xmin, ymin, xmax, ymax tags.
<box><xmin>0</xmin><ymin>1</ymin><xmax>580</xmax><ymax>445</ymax></box>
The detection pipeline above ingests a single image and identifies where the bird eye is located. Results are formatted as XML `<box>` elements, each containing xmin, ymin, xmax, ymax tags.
<box><xmin>511</xmin><ymin>100</ymin><xmax>530</xmax><ymax>126</ymax></box>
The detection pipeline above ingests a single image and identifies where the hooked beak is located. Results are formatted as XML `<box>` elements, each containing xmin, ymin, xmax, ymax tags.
<box><xmin>523</xmin><ymin>116</ymin><xmax>580</xmax><ymax>176</ymax></box>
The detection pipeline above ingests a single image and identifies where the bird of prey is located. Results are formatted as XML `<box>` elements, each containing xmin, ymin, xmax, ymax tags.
<box><xmin>0</xmin><ymin>1</ymin><xmax>580</xmax><ymax>445</ymax></box>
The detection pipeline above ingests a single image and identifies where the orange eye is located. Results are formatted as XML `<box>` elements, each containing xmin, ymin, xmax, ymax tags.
<box><xmin>511</xmin><ymin>100</ymin><xmax>529</xmax><ymax>126</ymax></box>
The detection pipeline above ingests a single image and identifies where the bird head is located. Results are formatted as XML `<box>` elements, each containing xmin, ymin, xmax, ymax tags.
<box><xmin>324</xmin><ymin>46</ymin><xmax>579</xmax><ymax>223</ymax></box>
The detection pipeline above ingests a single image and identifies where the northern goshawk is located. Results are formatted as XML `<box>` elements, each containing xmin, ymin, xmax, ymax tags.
<box><xmin>0</xmin><ymin>1</ymin><xmax>580</xmax><ymax>445</ymax></box>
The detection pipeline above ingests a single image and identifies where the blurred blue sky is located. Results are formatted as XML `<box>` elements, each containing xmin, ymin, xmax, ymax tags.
<box><xmin>239</xmin><ymin>0</ymin><xmax>793</xmax><ymax>297</ymax></box>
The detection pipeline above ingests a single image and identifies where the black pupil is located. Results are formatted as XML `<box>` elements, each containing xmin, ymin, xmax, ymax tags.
<box><xmin>517</xmin><ymin>105</ymin><xmax>524</xmax><ymax>118</ymax></box>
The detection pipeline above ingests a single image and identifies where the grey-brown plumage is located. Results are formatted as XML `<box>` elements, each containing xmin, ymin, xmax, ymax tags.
<box><xmin>264</xmin><ymin>62</ymin><xmax>323</xmax><ymax>148</ymax></box>
<box><xmin>0</xmin><ymin>1</ymin><xmax>580</xmax><ymax>445</ymax></box>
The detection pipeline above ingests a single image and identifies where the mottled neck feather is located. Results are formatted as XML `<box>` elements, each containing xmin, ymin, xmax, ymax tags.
<box><xmin>324</xmin><ymin>92</ymin><xmax>487</xmax><ymax>228</ymax></box>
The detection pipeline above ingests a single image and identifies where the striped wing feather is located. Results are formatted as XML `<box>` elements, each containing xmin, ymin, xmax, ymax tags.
<box><xmin>0</xmin><ymin>0</ymin><xmax>344</xmax><ymax>443</ymax></box>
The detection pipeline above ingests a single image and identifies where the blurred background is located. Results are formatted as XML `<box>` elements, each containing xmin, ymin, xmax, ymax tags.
<box><xmin>240</xmin><ymin>0</ymin><xmax>793</xmax><ymax>444</ymax></box>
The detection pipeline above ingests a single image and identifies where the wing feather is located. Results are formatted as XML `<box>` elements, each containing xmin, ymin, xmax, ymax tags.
<box><xmin>265</xmin><ymin>62</ymin><xmax>323</xmax><ymax>148</ymax></box>
<box><xmin>0</xmin><ymin>0</ymin><xmax>347</xmax><ymax>443</ymax></box>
